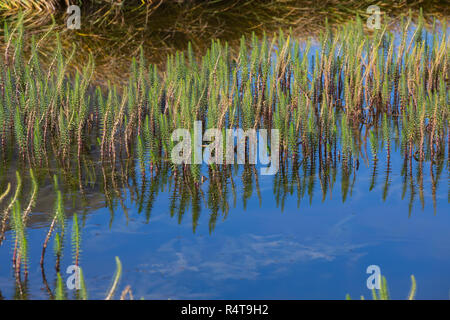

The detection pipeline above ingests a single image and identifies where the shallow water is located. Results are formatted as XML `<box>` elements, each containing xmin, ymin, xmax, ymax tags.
<box><xmin>0</xmin><ymin>139</ymin><xmax>449</xmax><ymax>299</ymax></box>
<box><xmin>0</xmin><ymin>4</ymin><xmax>449</xmax><ymax>300</ymax></box>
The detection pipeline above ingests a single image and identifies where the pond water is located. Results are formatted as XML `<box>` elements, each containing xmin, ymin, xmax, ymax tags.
<box><xmin>0</xmin><ymin>3</ymin><xmax>449</xmax><ymax>300</ymax></box>
<box><xmin>0</xmin><ymin>135</ymin><xmax>449</xmax><ymax>299</ymax></box>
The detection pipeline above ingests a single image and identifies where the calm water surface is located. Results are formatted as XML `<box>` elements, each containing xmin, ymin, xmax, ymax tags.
<box><xmin>0</xmin><ymin>144</ymin><xmax>449</xmax><ymax>299</ymax></box>
<box><xmin>0</xmin><ymin>5</ymin><xmax>449</xmax><ymax>300</ymax></box>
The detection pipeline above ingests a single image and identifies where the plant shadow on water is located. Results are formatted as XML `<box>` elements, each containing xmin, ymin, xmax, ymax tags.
<box><xmin>0</xmin><ymin>4</ymin><xmax>449</xmax><ymax>299</ymax></box>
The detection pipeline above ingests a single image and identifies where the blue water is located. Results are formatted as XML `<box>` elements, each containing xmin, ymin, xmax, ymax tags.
<box><xmin>0</xmin><ymin>21</ymin><xmax>449</xmax><ymax>300</ymax></box>
<box><xmin>0</xmin><ymin>147</ymin><xmax>448</xmax><ymax>300</ymax></box>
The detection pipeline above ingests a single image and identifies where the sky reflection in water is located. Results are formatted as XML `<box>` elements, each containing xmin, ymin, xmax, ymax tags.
<box><xmin>0</xmin><ymin>141</ymin><xmax>449</xmax><ymax>300</ymax></box>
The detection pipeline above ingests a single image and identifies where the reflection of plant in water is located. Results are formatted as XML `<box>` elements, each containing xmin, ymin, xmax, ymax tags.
<box><xmin>0</xmin><ymin>11</ymin><xmax>448</xmax><ymax>298</ymax></box>
<box><xmin>346</xmin><ymin>275</ymin><xmax>417</xmax><ymax>300</ymax></box>
<box><xmin>0</xmin><ymin>148</ymin><xmax>445</xmax><ymax>299</ymax></box>
<box><xmin>0</xmin><ymin>2</ymin><xmax>447</xmax><ymax>301</ymax></box>
<box><xmin>0</xmin><ymin>124</ymin><xmax>447</xmax><ymax>238</ymax></box>
<box><xmin>0</xmin><ymin>171</ymin><xmax>132</xmax><ymax>299</ymax></box>
<box><xmin>0</xmin><ymin>170</ymin><xmax>36</xmax><ymax>293</ymax></box>
<box><xmin>1</xmin><ymin>172</ymin><xmax>21</xmax><ymax>244</ymax></box>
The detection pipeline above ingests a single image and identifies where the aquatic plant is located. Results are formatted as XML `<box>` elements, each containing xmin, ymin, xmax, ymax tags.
<box><xmin>105</xmin><ymin>256</ymin><xmax>122</xmax><ymax>300</ymax></box>
<box><xmin>11</xmin><ymin>200</ymin><xmax>27</xmax><ymax>276</ymax></box>
<box><xmin>2</xmin><ymin>1</ymin><xmax>447</xmax><ymax>84</ymax></box>
<box><xmin>77</xmin><ymin>267</ymin><xmax>88</xmax><ymax>300</ymax></box>
<box><xmin>40</xmin><ymin>175</ymin><xmax>65</xmax><ymax>270</ymax></box>
<box><xmin>0</xmin><ymin>170</ymin><xmax>130</xmax><ymax>300</ymax></box>
<box><xmin>0</xmin><ymin>171</ymin><xmax>22</xmax><ymax>245</ymax></box>
<box><xmin>0</xmin><ymin>8</ymin><xmax>446</xmax><ymax>300</ymax></box>
<box><xmin>12</xmin><ymin>169</ymin><xmax>37</xmax><ymax>278</ymax></box>
<box><xmin>346</xmin><ymin>275</ymin><xmax>417</xmax><ymax>300</ymax></box>
<box><xmin>55</xmin><ymin>272</ymin><xmax>65</xmax><ymax>300</ymax></box>
<box><xmin>0</xmin><ymin>11</ymin><xmax>447</xmax><ymax>272</ymax></box>
<box><xmin>0</xmin><ymin>0</ymin><xmax>58</xmax><ymax>12</ymax></box>
<box><xmin>0</xmin><ymin>183</ymin><xmax>11</xmax><ymax>203</ymax></box>
<box><xmin>71</xmin><ymin>213</ymin><xmax>81</xmax><ymax>266</ymax></box>
<box><xmin>1</xmin><ymin>11</ymin><xmax>447</xmax><ymax>176</ymax></box>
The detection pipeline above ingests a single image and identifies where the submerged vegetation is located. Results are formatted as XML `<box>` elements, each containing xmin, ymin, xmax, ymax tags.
<box><xmin>346</xmin><ymin>275</ymin><xmax>417</xmax><ymax>300</ymax></box>
<box><xmin>1</xmin><ymin>1</ymin><xmax>448</xmax><ymax>82</ymax></box>
<box><xmin>0</xmin><ymin>11</ymin><xmax>448</xmax><ymax>225</ymax></box>
<box><xmin>0</xmin><ymin>171</ymin><xmax>131</xmax><ymax>299</ymax></box>
<box><xmin>0</xmin><ymin>6</ymin><xmax>448</xmax><ymax>299</ymax></box>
